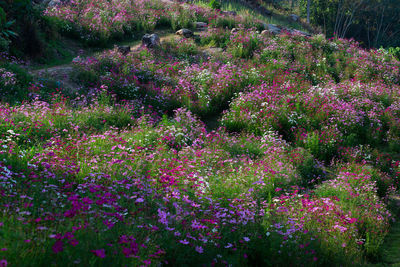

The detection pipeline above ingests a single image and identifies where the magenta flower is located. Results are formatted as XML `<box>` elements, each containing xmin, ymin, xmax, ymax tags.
<box><xmin>195</xmin><ymin>246</ymin><xmax>203</xmax><ymax>253</ymax></box>
<box><xmin>91</xmin><ymin>249</ymin><xmax>106</xmax><ymax>258</ymax></box>
<box><xmin>142</xmin><ymin>259</ymin><xmax>151</xmax><ymax>266</ymax></box>
<box><xmin>179</xmin><ymin>239</ymin><xmax>189</xmax><ymax>245</ymax></box>
<box><xmin>0</xmin><ymin>259</ymin><xmax>7</xmax><ymax>267</ymax></box>
<box><xmin>52</xmin><ymin>240</ymin><xmax>63</xmax><ymax>254</ymax></box>
<box><xmin>69</xmin><ymin>239</ymin><xmax>79</xmax><ymax>247</ymax></box>
<box><xmin>348</xmin><ymin>218</ymin><xmax>357</xmax><ymax>224</ymax></box>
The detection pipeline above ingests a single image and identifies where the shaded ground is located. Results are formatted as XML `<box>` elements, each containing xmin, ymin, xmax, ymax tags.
<box><xmin>28</xmin><ymin>31</ymin><xmax>177</xmax><ymax>93</ymax></box>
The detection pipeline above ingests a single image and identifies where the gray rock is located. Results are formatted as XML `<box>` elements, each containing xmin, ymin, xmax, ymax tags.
<box><xmin>231</xmin><ymin>28</ymin><xmax>239</xmax><ymax>34</ymax></box>
<box><xmin>289</xmin><ymin>14</ymin><xmax>300</xmax><ymax>22</ymax></box>
<box><xmin>221</xmin><ymin>11</ymin><xmax>237</xmax><ymax>16</ymax></box>
<box><xmin>267</xmin><ymin>24</ymin><xmax>281</xmax><ymax>35</ymax></box>
<box><xmin>142</xmin><ymin>34</ymin><xmax>160</xmax><ymax>48</ymax></box>
<box><xmin>48</xmin><ymin>0</ymin><xmax>69</xmax><ymax>7</ymax></box>
<box><xmin>195</xmin><ymin>22</ymin><xmax>208</xmax><ymax>29</ymax></box>
<box><xmin>117</xmin><ymin>45</ymin><xmax>131</xmax><ymax>55</ymax></box>
<box><xmin>176</xmin><ymin>29</ymin><xmax>194</xmax><ymax>38</ymax></box>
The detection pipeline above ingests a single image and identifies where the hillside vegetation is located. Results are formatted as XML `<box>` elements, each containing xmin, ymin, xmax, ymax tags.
<box><xmin>1</xmin><ymin>0</ymin><xmax>400</xmax><ymax>266</ymax></box>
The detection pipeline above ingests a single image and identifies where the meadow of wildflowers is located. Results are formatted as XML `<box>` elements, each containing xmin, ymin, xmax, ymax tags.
<box><xmin>1</xmin><ymin>0</ymin><xmax>400</xmax><ymax>266</ymax></box>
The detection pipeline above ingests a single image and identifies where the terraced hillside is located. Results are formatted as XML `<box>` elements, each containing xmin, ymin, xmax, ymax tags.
<box><xmin>1</xmin><ymin>0</ymin><xmax>400</xmax><ymax>266</ymax></box>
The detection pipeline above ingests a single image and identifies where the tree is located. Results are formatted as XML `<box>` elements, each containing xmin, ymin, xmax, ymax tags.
<box><xmin>299</xmin><ymin>0</ymin><xmax>400</xmax><ymax>48</ymax></box>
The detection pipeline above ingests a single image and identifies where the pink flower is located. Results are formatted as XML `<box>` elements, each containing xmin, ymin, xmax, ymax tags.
<box><xmin>0</xmin><ymin>259</ymin><xmax>7</xmax><ymax>267</ymax></box>
<box><xmin>69</xmin><ymin>239</ymin><xmax>79</xmax><ymax>247</ymax></box>
<box><xmin>179</xmin><ymin>239</ymin><xmax>189</xmax><ymax>245</ymax></box>
<box><xmin>91</xmin><ymin>249</ymin><xmax>106</xmax><ymax>258</ymax></box>
<box><xmin>195</xmin><ymin>246</ymin><xmax>203</xmax><ymax>253</ymax></box>
<box><xmin>348</xmin><ymin>218</ymin><xmax>357</xmax><ymax>224</ymax></box>
<box><xmin>142</xmin><ymin>259</ymin><xmax>151</xmax><ymax>266</ymax></box>
<box><xmin>52</xmin><ymin>240</ymin><xmax>63</xmax><ymax>254</ymax></box>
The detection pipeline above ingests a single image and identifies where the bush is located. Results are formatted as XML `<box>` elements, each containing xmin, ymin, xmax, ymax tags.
<box><xmin>0</xmin><ymin>7</ymin><xmax>6</xmax><ymax>26</ymax></box>
<box><xmin>209</xmin><ymin>0</ymin><xmax>221</xmax><ymax>10</ymax></box>
<box><xmin>387</xmin><ymin>47</ymin><xmax>400</xmax><ymax>60</ymax></box>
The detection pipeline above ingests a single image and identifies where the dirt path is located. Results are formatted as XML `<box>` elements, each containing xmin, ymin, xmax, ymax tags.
<box><xmin>29</xmin><ymin>31</ymin><xmax>177</xmax><ymax>93</ymax></box>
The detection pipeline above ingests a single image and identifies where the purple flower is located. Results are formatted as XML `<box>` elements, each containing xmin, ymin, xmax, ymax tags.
<box><xmin>91</xmin><ymin>249</ymin><xmax>106</xmax><ymax>258</ymax></box>
<box><xmin>0</xmin><ymin>259</ymin><xmax>7</xmax><ymax>267</ymax></box>
<box><xmin>135</xmin><ymin>198</ymin><xmax>144</xmax><ymax>203</ymax></box>
<box><xmin>52</xmin><ymin>240</ymin><xmax>63</xmax><ymax>254</ymax></box>
<box><xmin>179</xmin><ymin>239</ymin><xmax>189</xmax><ymax>245</ymax></box>
<box><xmin>195</xmin><ymin>246</ymin><xmax>203</xmax><ymax>253</ymax></box>
<box><xmin>225</xmin><ymin>243</ymin><xmax>233</xmax><ymax>248</ymax></box>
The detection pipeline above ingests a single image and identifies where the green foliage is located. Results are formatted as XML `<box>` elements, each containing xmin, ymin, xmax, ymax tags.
<box><xmin>0</xmin><ymin>7</ymin><xmax>6</xmax><ymax>26</ymax></box>
<box><xmin>0</xmin><ymin>63</ymin><xmax>32</xmax><ymax>103</ymax></box>
<box><xmin>387</xmin><ymin>47</ymin><xmax>400</xmax><ymax>60</ymax></box>
<box><xmin>299</xmin><ymin>0</ymin><xmax>400</xmax><ymax>48</ymax></box>
<box><xmin>209</xmin><ymin>0</ymin><xmax>222</xmax><ymax>10</ymax></box>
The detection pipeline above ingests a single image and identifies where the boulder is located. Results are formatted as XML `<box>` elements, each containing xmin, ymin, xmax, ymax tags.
<box><xmin>142</xmin><ymin>33</ymin><xmax>160</xmax><ymax>48</ymax></box>
<box><xmin>117</xmin><ymin>45</ymin><xmax>131</xmax><ymax>55</ymax></box>
<box><xmin>267</xmin><ymin>24</ymin><xmax>281</xmax><ymax>35</ymax></box>
<box><xmin>48</xmin><ymin>0</ymin><xmax>69</xmax><ymax>7</ymax></box>
<box><xmin>33</xmin><ymin>0</ymin><xmax>70</xmax><ymax>6</ymax></box>
<box><xmin>195</xmin><ymin>22</ymin><xmax>208</xmax><ymax>30</ymax></box>
<box><xmin>176</xmin><ymin>28</ymin><xmax>194</xmax><ymax>38</ymax></box>
<box><xmin>231</xmin><ymin>28</ymin><xmax>239</xmax><ymax>34</ymax></box>
<box><xmin>221</xmin><ymin>11</ymin><xmax>237</xmax><ymax>16</ymax></box>
<box><xmin>289</xmin><ymin>14</ymin><xmax>300</xmax><ymax>22</ymax></box>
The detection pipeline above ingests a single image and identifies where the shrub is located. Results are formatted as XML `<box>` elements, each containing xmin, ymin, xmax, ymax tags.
<box><xmin>209</xmin><ymin>0</ymin><xmax>221</xmax><ymax>10</ymax></box>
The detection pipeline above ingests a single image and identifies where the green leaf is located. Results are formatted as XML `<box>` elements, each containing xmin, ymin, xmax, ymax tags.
<box><xmin>4</xmin><ymin>20</ymin><xmax>16</xmax><ymax>28</ymax></box>
<box><xmin>6</xmin><ymin>30</ymin><xmax>18</xmax><ymax>38</ymax></box>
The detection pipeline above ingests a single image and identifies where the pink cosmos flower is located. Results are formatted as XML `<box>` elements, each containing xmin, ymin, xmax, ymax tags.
<box><xmin>52</xmin><ymin>240</ymin><xmax>63</xmax><ymax>254</ymax></box>
<box><xmin>91</xmin><ymin>249</ymin><xmax>106</xmax><ymax>258</ymax></box>
<box><xmin>179</xmin><ymin>239</ymin><xmax>189</xmax><ymax>245</ymax></box>
<box><xmin>348</xmin><ymin>218</ymin><xmax>357</xmax><ymax>224</ymax></box>
<box><xmin>195</xmin><ymin>246</ymin><xmax>203</xmax><ymax>253</ymax></box>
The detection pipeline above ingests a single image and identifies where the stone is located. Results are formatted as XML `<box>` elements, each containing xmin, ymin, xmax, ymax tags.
<box><xmin>142</xmin><ymin>33</ymin><xmax>160</xmax><ymax>48</ymax></box>
<box><xmin>267</xmin><ymin>24</ymin><xmax>281</xmax><ymax>35</ymax></box>
<box><xmin>176</xmin><ymin>29</ymin><xmax>194</xmax><ymax>38</ymax></box>
<box><xmin>48</xmin><ymin>0</ymin><xmax>69</xmax><ymax>7</ymax></box>
<box><xmin>231</xmin><ymin>28</ymin><xmax>239</xmax><ymax>34</ymax></box>
<box><xmin>289</xmin><ymin>14</ymin><xmax>300</xmax><ymax>22</ymax></box>
<box><xmin>221</xmin><ymin>11</ymin><xmax>237</xmax><ymax>16</ymax></box>
<box><xmin>195</xmin><ymin>22</ymin><xmax>207</xmax><ymax>29</ymax></box>
<box><xmin>117</xmin><ymin>45</ymin><xmax>131</xmax><ymax>55</ymax></box>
